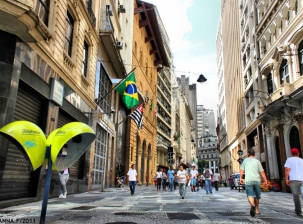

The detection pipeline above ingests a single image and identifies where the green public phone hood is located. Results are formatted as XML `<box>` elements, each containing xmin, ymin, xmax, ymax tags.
<box><xmin>51</xmin><ymin>122</ymin><xmax>95</xmax><ymax>170</ymax></box>
<box><xmin>0</xmin><ymin>120</ymin><xmax>46</xmax><ymax>170</ymax></box>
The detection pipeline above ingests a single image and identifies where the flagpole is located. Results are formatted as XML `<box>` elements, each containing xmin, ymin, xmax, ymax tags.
<box><xmin>115</xmin><ymin>114</ymin><xmax>130</xmax><ymax>130</ymax></box>
<box><xmin>95</xmin><ymin>67</ymin><xmax>137</xmax><ymax>105</ymax></box>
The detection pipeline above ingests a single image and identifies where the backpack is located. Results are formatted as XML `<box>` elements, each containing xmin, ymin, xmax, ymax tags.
<box><xmin>203</xmin><ymin>169</ymin><xmax>210</xmax><ymax>178</ymax></box>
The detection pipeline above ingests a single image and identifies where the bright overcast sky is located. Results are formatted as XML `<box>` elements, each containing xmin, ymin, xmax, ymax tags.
<box><xmin>145</xmin><ymin>0</ymin><xmax>221</xmax><ymax>116</ymax></box>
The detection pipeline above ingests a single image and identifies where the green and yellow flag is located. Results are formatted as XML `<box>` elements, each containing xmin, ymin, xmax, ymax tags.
<box><xmin>115</xmin><ymin>71</ymin><xmax>139</xmax><ymax>109</ymax></box>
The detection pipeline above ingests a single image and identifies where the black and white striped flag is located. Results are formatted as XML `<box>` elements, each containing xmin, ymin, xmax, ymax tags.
<box><xmin>130</xmin><ymin>104</ymin><xmax>144</xmax><ymax>130</ymax></box>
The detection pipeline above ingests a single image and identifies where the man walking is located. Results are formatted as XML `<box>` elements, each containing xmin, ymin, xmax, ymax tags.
<box><xmin>284</xmin><ymin>148</ymin><xmax>303</xmax><ymax>216</ymax></box>
<box><xmin>213</xmin><ymin>171</ymin><xmax>221</xmax><ymax>191</ymax></box>
<box><xmin>203</xmin><ymin>166</ymin><xmax>213</xmax><ymax>194</ymax></box>
<box><xmin>127</xmin><ymin>164</ymin><xmax>137</xmax><ymax>195</ymax></box>
<box><xmin>228</xmin><ymin>175</ymin><xmax>234</xmax><ymax>190</ymax></box>
<box><xmin>240</xmin><ymin>148</ymin><xmax>267</xmax><ymax>217</ymax></box>
<box><xmin>167</xmin><ymin>166</ymin><xmax>174</xmax><ymax>191</ymax></box>
<box><xmin>177</xmin><ymin>165</ymin><xmax>188</xmax><ymax>199</ymax></box>
<box><xmin>190</xmin><ymin>165</ymin><xmax>198</xmax><ymax>192</ymax></box>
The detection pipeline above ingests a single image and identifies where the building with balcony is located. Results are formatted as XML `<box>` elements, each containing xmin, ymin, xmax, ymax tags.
<box><xmin>130</xmin><ymin>0</ymin><xmax>169</xmax><ymax>184</ymax></box>
<box><xmin>198</xmin><ymin>137</ymin><xmax>219</xmax><ymax>174</ymax></box>
<box><xmin>0</xmin><ymin>0</ymin><xmax>99</xmax><ymax>202</ymax></box>
<box><xmin>93</xmin><ymin>0</ymin><xmax>135</xmax><ymax>191</ymax></box>
<box><xmin>251</xmin><ymin>0</ymin><xmax>303</xmax><ymax>192</ymax></box>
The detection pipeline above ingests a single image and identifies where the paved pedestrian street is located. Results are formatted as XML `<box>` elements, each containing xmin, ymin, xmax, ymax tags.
<box><xmin>1</xmin><ymin>185</ymin><xmax>303</xmax><ymax>223</ymax></box>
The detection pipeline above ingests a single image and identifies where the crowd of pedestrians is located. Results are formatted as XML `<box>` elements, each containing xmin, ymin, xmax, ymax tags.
<box><xmin>125</xmin><ymin>147</ymin><xmax>303</xmax><ymax>219</ymax></box>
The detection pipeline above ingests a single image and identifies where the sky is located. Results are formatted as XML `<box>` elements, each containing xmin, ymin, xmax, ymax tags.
<box><xmin>145</xmin><ymin>0</ymin><xmax>221</xmax><ymax>115</ymax></box>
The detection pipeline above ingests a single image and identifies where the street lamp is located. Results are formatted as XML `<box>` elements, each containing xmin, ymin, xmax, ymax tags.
<box><xmin>197</xmin><ymin>74</ymin><xmax>207</xmax><ymax>83</ymax></box>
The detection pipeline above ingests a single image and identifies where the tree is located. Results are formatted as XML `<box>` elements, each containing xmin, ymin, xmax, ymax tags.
<box><xmin>198</xmin><ymin>159</ymin><xmax>208</xmax><ymax>173</ymax></box>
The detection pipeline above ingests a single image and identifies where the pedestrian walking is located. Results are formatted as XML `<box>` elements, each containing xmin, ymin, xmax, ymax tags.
<box><xmin>156</xmin><ymin>168</ymin><xmax>162</xmax><ymax>191</ymax></box>
<box><xmin>168</xmin><ymin>166</ymin><xmax>174</xmax><ymax>191</ymax></box>
<box><xmin>202</xmin><ymin>175</ymin><xmax>205</xmax><ymax>189</ymax></box>
<box><xmin>190</xmin><ymin>165</ymin><xmax>199</xmax><ymax>192</ymax></box>
<box><xmin>58</xmin><ymin>168</ymin><xmax>69</xmax><ymax>198</ymax></box>
<box><xmin>284</xmin><ymin>148</ymin><xmax>303</xmax><ymax>216</ymax></box>
<box><xmin>203</xmin><ymin>166</ymin><xmax>213</xmax><ymax>194</ymax></box>
<box><xmin>240</xmin><ymin>148</ymin><xmax>267</xmax><ymax>217</ymax></box>
<box><xmin>58</xmin><ymin>144</ymin><xmax>69</xmax><ymax>199</ymax></box>
<box><xmin>177</xmin><ymin>165</ymin><xmax>188</xmax><ymax>199</ymax></box>
<box><xmin>213</xmin><ymin>172</ymin><xmax>221</xmax><ymax>191</ymax></box>
<box><xmin>153</xmin><ymin>173</ymin><xmax>157</xmax><ymax>187</ymax></box>
<box><xmin>127</xmin><ymin>164</ymin><xmax>137</xmax><ymax>195</ymax></box>
<box><xmin>228</xmin><ymin>175</ymin><xmax>234</xmax><ymax>189</ymax></box>
<box><xmin>162</xmin><ymin>170</ymin><xmax>167</xmax><ymax>191</ymax></box>
<box><xmin>145</xmin><ymin>173</ymin><xmax>149</xmax><ymax>186</ymax></box>
<box><xmin>174</xmin><ymin>173</ymin><xmax>178</xmax><ymax>190</ymax></box>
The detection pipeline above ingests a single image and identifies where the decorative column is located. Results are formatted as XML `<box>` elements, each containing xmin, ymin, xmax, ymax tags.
<box><xmin>214</xmin><ymin>160</ymin><xmax>216</xmax><ymax>173</ymax></box>
<box><xmin>143</xmin><ymin>154</ymin><xmax>147</xmax><ymax>184</ymax></box>
<box><xmin>148</xmin><ymin>156</ymin><xmax>153</xmax><ymax>184</ymax></box>
<box><xmin>287</xmin><ymin>56</ymin><xmax>294</xmax><ymax>83</ymax></box>
<box><xmin>272</xmin><ymin>62</ymin><xmax>280</xmax><ymax>90</ymax></box>
<box><xmin>276</xmin><ymin>124</ymin><xmax>287</xmax><ymax>192</ymax></box>
<box><xmin>137</xmin><ymin>150</ymin><xmax>142</xmax><ymax>184</ymax></box>
<box><xmin>294</xmin><ymin>113</ymin><xmax>303</xmax><ymax>156</ymax></box>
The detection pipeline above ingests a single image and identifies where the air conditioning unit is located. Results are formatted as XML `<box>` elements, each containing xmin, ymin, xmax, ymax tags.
<box><xmin>118</xmin><ymin>5</ymin><xmax>126</xmax><ymax>13</ymax></box>
<box><xmin>106</xmin><ymin>5</ymin><xmax>113</xmax><ymax>16</ymax></box>
<box><xmin>116</xmin><ymin>41</ymin><xmax>123</xmax><ymax>50</ymax></box>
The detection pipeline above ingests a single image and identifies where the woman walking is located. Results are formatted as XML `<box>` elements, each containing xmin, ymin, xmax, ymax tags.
<box><xmin>162</xmin><ymin>170</ymin><xmax>167</xmax><ymax>191</ymax></box>
<box><xmin>156</xmin><ymin>168</ymin><xmax>162</xmax><ymax>191</ymax></box>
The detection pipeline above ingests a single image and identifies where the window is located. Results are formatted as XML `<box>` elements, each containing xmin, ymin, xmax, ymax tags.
<box><xmin>97</xmin><ymin>65</ymin><xmax>112</xmax><ymax>112</ymax></box>
<box><xmin>82</xmin><ymin>41</ymin><xmax>88</xmax><ymax>77</ymax></box>
<box><xmin>64</xmin><ymin>11</ymin><xmax>74</xmax><ymax>57</ymax></box>
<box><xmin>287</xmin><ymin>11</ymin><xmax>290</xmax><ymax>24</ymax></box>
<box><xmin>35</xmin><ymin>0</ymin><xmax>50</xmax><ymax>26</ymax></box>
<box><xmin>280</xmin><ymin>59</ymin><xmax>289</xmax><ymax>84</ymax></box>
<box><xmin>295</xmin><ymin>0</ymin><xmax>298</xmax><ymax>15</ymax></box>
<box><xmin>243</xmin><ymin>54</ymin><xmax>247</xmax><ymax>66</ymax></box>
<box><xmin>281</xmin><ymin>19</ymin><xmax>283</xmax><ymax>32</ymax></box>
<box><xmin>298</xmin><ymin>40</ymin><xmax>303</xmax><ymax>76</ymax></box>
<box><xmin>267</xmin><ymin>72</ymin><xmax>273</xmax><ymax>94</ymax></box>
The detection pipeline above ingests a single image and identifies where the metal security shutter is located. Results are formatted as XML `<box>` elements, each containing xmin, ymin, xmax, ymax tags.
<box><xmin>0</xmin><ymin>88</ymin><xmax>42</xmax><ymax>200</ymax></box>
<box><xmin>57</xmin><ymin>110</ymin><xmax>79</xmax><ymax>179</ymax></box>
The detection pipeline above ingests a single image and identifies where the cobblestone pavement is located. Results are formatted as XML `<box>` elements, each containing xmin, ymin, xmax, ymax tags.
<box><xmin>1</xmin><ymin>185</ymin><xmax>303</xmax><ymax>223</ymax></box>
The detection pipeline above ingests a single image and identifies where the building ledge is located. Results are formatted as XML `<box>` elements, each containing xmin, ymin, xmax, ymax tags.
<box><xmin>99</xmin><ymin>30</ymin><xmax>126</xmax><ymax>78</ymax></box>
<box><xmin>0</xmin><ymin>1</ymin><xmax>52</xmax><ymax>42</ymax></box>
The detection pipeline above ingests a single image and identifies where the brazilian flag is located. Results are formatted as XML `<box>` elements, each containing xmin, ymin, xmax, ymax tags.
<box><xmin>115</xmin><ymin>71</ymin><xmax>139</xmax><ymax>109</ymax></box>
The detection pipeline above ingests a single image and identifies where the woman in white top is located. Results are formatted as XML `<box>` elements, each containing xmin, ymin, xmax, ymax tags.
<box><xmin>156</xmin><ymin>168</ymin><xmax>162</xmax><ymax>191</ymax></box>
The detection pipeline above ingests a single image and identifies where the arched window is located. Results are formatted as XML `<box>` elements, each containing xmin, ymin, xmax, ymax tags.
<box><xmin>298</xmin><ymin>40</ymin><xmax>303</xmax><ymax>76</ymax></box>
<box><xmin>267</xmin><ymin>72</ymin><xmax>273</xmax><ymax>94</ymax></box>
<box><xmin>281</xmin><ymin>19</ymin><xmax>283</xmax><ymax>32</ymax></box>
<box><xmin>280</xmin><ymin>59</ymin><xmax>289</xmax><ymax>84</ymax></box>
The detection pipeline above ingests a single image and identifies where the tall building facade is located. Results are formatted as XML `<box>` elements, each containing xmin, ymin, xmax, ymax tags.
<box><xmin>220</xmin><ymin>0</ymin><xmax>303</xmax><ymax>192</ymax></box>
<box><xmin>155</xmin><ymin>6</ymin><xmax>174</xmax><ymax>171</ymax></box>
<box><xmin>217</xmin><ymin>0</ymin><xmax>246</xmax><ymax>181</ymax></box>
<box><xmin>216</xmin><ymin>18</ymin><xmax>228</xmax><ymax>177</ymax></box>
<box><xmin>94</xmin><ymin>0</ymin><xmax>135</xmax><ymax>190</ymax></box>
<box><xmin>177</xmin><ymin>75</ymin><xmax>197</xmax><ymax>157</ymax></box>
<box><xmin>252</xmin><ymin>0</ymin><xmax>303</xmax><ymax>191</ymax></box>
<box><xmin>130</xmin><ymin>0</ymin><xmax>169</xmax><ymax>184</ymax></box>
<box><xmin>0</xmin><ymin>0</ymin><xmax>99</xmax><ymax>201</ymax></box>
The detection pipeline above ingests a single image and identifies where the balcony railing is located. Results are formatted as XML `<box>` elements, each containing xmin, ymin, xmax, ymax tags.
<box><xmin>86</xmin><ymin>0</ymin><xmax>96</xmax><ymax>28</ymax></box>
